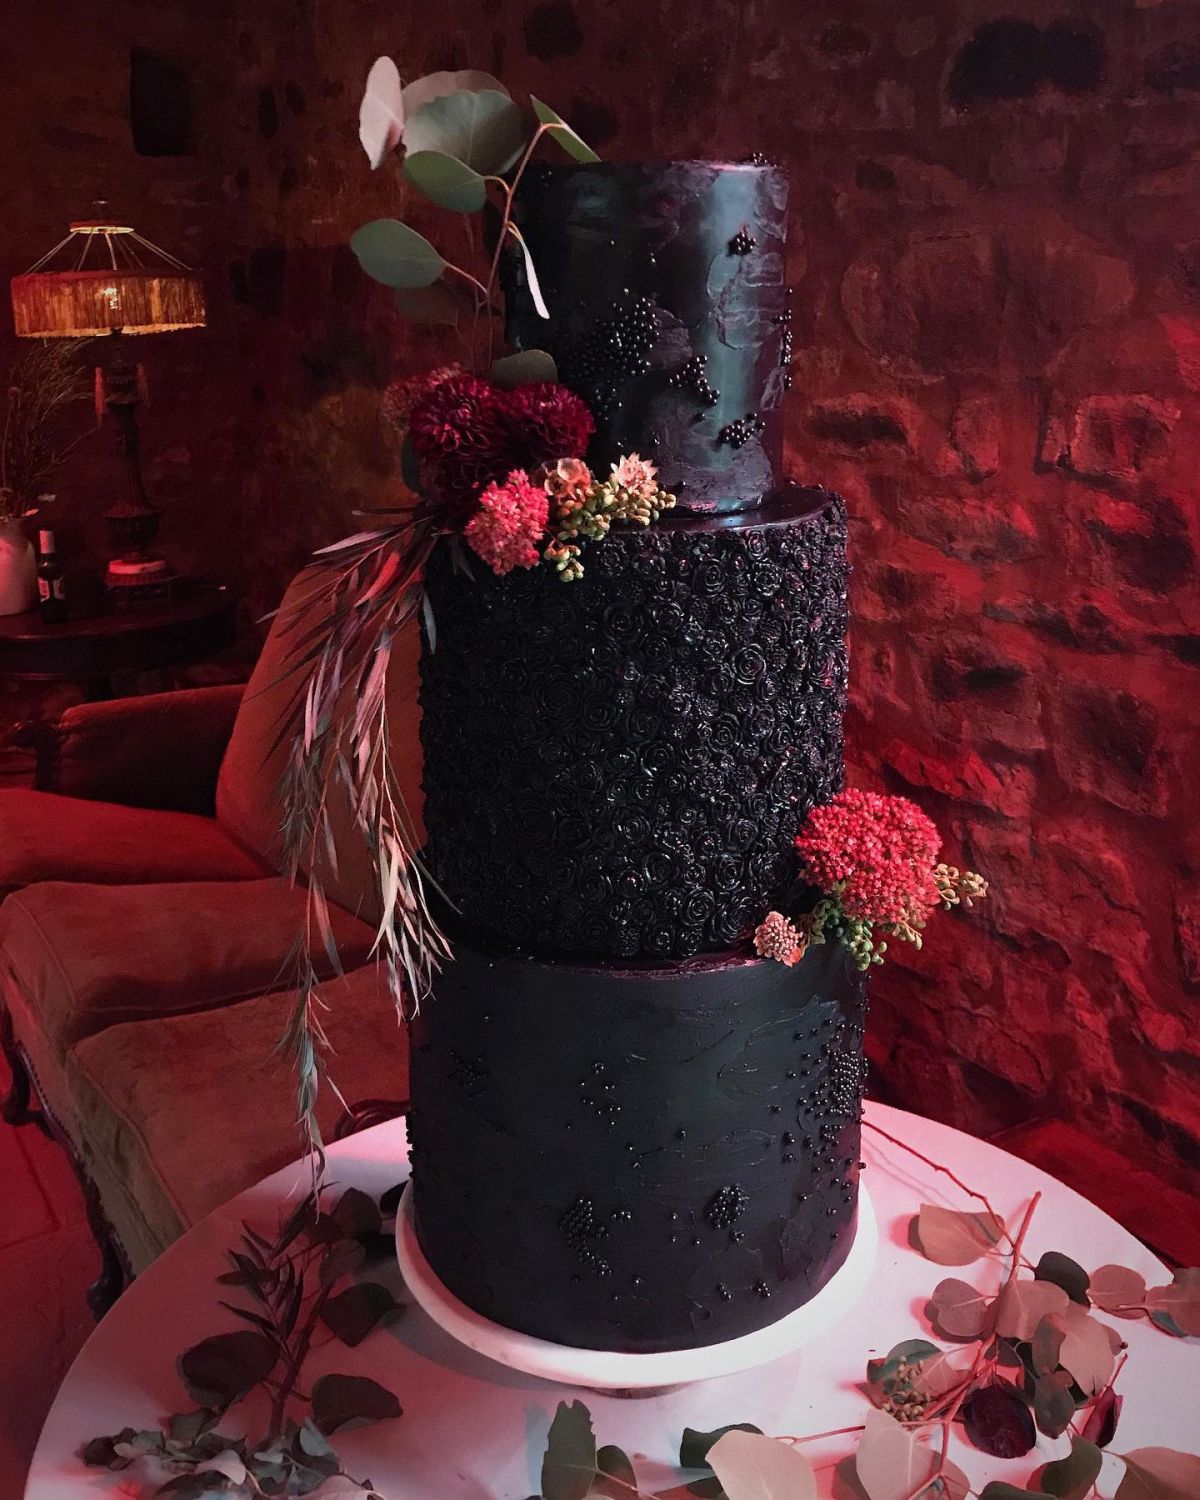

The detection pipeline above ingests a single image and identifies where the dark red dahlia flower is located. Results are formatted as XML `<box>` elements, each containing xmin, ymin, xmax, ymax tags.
<box><xmin>408</xmin><ymin>375</ymin><xmax>508</xmax><ymax>460</ymax></box>
<box><xmin>504</xmin><ymin>381</ymin><xmax>595</xmax><ymax>467</ymax></box>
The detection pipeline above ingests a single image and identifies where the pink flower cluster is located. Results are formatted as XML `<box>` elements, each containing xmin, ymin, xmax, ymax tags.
<box><xmin>462</xmin><ymin>470</ymin><xmax>549</xmax><ymax>576</ymax></box>
<box><xmin>795</xmin><ymin>788</ymin><xmax>942</xmax><ymax>926</ymax></box>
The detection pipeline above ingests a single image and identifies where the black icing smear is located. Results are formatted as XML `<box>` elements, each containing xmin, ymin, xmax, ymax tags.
<box><xmin>409</xmin><ymin>938</ymin><xmax>868</xmax><ymax>1352</ymax></box>
<box><xmin>419</xmin><ymin>487</ymin><xmax>849</xmax><ymax>960</ymax></box>
<box><xmin>502</xmin><ymin>161</ymin><xmax>789</xmax><ymax>515</ymax></box>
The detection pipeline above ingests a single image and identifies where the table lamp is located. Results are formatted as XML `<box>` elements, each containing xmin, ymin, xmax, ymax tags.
<box><xmin>10</xmin><ymin>215</ymin><xmax>205</xmax><ymax>598</ymax></box>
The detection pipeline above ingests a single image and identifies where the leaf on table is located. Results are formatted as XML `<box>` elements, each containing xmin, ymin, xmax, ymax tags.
<box><xmin>855</xmin><ymin>1409</ymin><xmax>939</xmax><ymax>1500</ymax></box>
<box><xmin>178</xmin><ymin>1330</ymin><xmax>278</xmax><ymax>1408</ymax></box>
<box><xmin>167</xmin><ymin>1410</ymin><xmax>218</xmax><ymax>1445</ymax></box>
<box><xmin>1080</xmin><ymin>1385</ymin><xmax>1123</xmax><ymax>1449</ymax></box>
<box><xmin>1034</xmin><ymin>1251</ymin><xmax>1090</xmax><ymax>1305</ymax></box>
<box><xmin>962</xmin><ymin>1385</ymin><xmax>1037</xmax><ymax>1459</ymax></box>
<box><xmin>332</xmin><ymin>1187</ymin><xmax>383</xmax><ymax>1239</ymax></box>
<box><xmin>319</xmin><ymin>1237</ymin><xmax>367</xmax><ymax>1288</ymax></box>
<box><xmin>311</xmin><ymin>1373</ymin><xmax>402</xmax><ymax>1434</ymax></box>
<box><xmin>81</xmin><ymin>1429</ymin><xmax>141</xmax><ymax>1470</ymax></box>
<box><xmin>1088</xmin><ymin>1264</ymin><xmax>1147</xmax><ymax>1318</ymax></box>
<box><xmin>1032</xmin><ymin>1370</ymin><xmax>1076</xmax><ymax>1439</ymax></box>
<box><xmin>682</xmin><ymin>1422</ymin><xmax>764</xmax><ymax>1498</ymax></box>
<box><xmin>198</xmin><ymin>1449</ymin><xmax>246</xmax><ymax>1484</ymax></box>
<box><xmin>1031</xmin><ymin>1313</ymin><xmax>1067</xmax><ymax>1377</ymax></box>
<box><xmin>403</xmin><ymin>150</ymin><xmax>488</xmax><ymax>213</ymax></box>
<box><xmin>379</xmin><ymin>1181</ymin><xmax>407</xmax><ymax>1216</ymax></box>
<box><xmin>1144</xmin><ymin>1267</ymin><xmax>1200</xmax><ymax>1337</ymax></box>
<box><xmin>351</xmin><ymin>220</ymin><xmax>446</xmax><ymax>289</ymax></box>
<box><xmin>912</xmin><ymin>1205</ymin><xmax>1005</xmax><ymax>1266</ymax></box>
<box><xmin>994</xmin><ymin>1279</ymin><xmax>1070</xmax><ymax>1342</ymax></box>
<box><xmin>530</xmin><ymin>96</ymin><xmax>601</xmax><ymax>162</ymax></box>
<box><xmin>866</xmin><ymin>1339</ymin><xmax>940</xmax><ymax>1400</ymax></box>
<box><xmin>1052</xmin><ymin>1304</ymin><xmax>1123</xmax><ymax>1395</ymax></box>
<box><xmin>681</xmin><ymin>1423</ymin><xmax>765</xmax><ymax>1468</ymax></box>
<box><xmin>594</xmin><ymin>1444</ymin><xmax>638</xmax><ymax>1498</ymax></box>
<box><xmin>359</xmin><ymin>56</ymin><xmax>405</xmax><ymax>169</ymax></box>
<box><xmin>320</xmin><ymin>1282</ymin><xmax>401</xmax><ymax>1346</ymax></box>
<box><xmin>1041</xmin><ymin>1436</ymin><xmax>1103</xmax><ymax>1500</ymax></box>
<box><xmin>1115</xmin><ymin>1448</ymin><xmax>1200</xmax><ymax>1500</ymax></box>
<box><xmin>491</xmin><ymin>349</ymin><xmax>558</xmax><ymax>388</ymax></box>
<box><xmin>913</xmin><ymin>1346</ymin><xmax>975</xmax><ymax>1403</ymax></box>
<box><xmin>404</xmin><ymin>88</ymin><xmax>527</xmax><ymax>175</ymax></box>
<box><xmin>540</xmin><ymin>1400</ymin><xmax>597</xmax><ymax>1500</ymax></box>
<box><xmin>708</xmin><ymin>1429</ymin><xmax>817</xmax><ymax>1500</ymax></box>
<box><xmin>926</xmin><ymin>1277</ymin><xmax>995</xmax><ymax>1340</ymax></box>
<box><xmin>978</xmin><ymin>1485</ymin><xmax>1054</xmax><ymax>1500</ymax></box>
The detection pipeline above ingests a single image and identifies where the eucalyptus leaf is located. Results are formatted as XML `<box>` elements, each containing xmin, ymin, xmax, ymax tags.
<box><xmin>178</xmin><ymin>1331</ymin><xmax>278</xmax><ymax>1408</ymax></box>
<box><xmin>540</xmin><ymin>1400</ymin><xmax>597</xmax><ymax>1500</ymax></box>
<box><xmin>681</xmin><ymin>1424</ymin><xmax>764</xmax><ymax>1469</ymax></box>
<box><xmin>400</xmin><ymin>70</ymin><xmax>510</xmax><ymax>121</ymax></box>
<box><xmin>1144</xmin><ymin>1267</ymin><xmax>1200</xmax><ymax>1336</ymax></box>
<box><xmin>594</xmin><ymin>1444</ymin><xmax>638</xmax><ymax>1498</ymax></box>
<box><xmin>962</xmin><ymin>1385</ymin><xmax>1036</xmax><ymax>1458</ymax></box>
<box><xmin>530</xmin><ymin>96</ymin><xmax>601</xmax><ymax>162</ymax></box>
<box><xmin>491</xmin><ymin>349</ymin><xmax>558</xmax><ymax>387</ymax></box>
<box><xmin>332</xmin><ymin>1187</ymin><xmax>382</xmax><ymax>1239</ymax></box>
<box><xmin>1088</xmin><ymin>1264</ymin><xmax>1146</xmax><ymax>1318</ymax></box>
<box><xmin>1115</xmin><ymin>1449</ymin><xmax>1200</xmax><ymax>1500</ymax></box>
<box><xmin>351</xmin><ymin>220</ymin><xmax>445</xmax><ymax>289</ymax></box>
<box><xmin>319</xmin><ymin>1282</ymin><xmax>400</xmax><ymax>1346</ymax></box>
<box><xmin>1042</xmin><ymin>1436</ymin><xmax>1103</xmax><ymax>1500</ymax></box>
<box><xmin>311</xmin><ymin>1373</ymin><xmax>402</xmax><ymax>1434</ymax></box>
<box><xmin>403</xmin><ymin>151</ymin><xmax>487</xmax><ymax>212</ymax></box>
<box><xmin>854</xmin><ymin>1410</ymin><xmax>938</xmax><ymax>1500</ymax></box>
<box><xmin>709</xmin><ymin>1429</ymin><xmax>817</xmax><ymax>1500</ymax></box>
<box><xmin>1081</xmin><ymin>1386</ymin><xmax>1123</xmax><ymax>1448</ymax></box>
<box><xmin>1032</xmin><ymin>1371</ymin><xmax>1076</xmax><ymax>1439</ymax></box>
<box><xmin>1035</xmin><ymin>1251</ymin><xmax>1090</xmax><ymax>1305</ymax></box>
<box><xmin>379</xmin><ymin>1181</ymin><xmax>407</xmax><ymax>1216</ymax></box>
<box><xmin>393</xmin><ymin>281</ymin><xmax>469</xmax><ymax>327</ymax></box>
<box><xmin>911</xmin><ymin>1205</ymin><xmax>1004</xmax><ymax>1266</ymax></box>
<box><xmin>359</xmin><ymin>56</ymin><xmax>404</xmax><ymax>169</ymax></box>
<box><xmin>926</xmin><ymin>1277</ymin><xmax>993</xmax><ymax>1340</ymax></box>
<box><xmin>404</xmin><ymin>88</ymin><xmax>526</xmax><ymax>175</ymax></box>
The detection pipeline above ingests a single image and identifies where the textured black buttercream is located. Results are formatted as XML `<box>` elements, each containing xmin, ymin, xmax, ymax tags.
<box><xmin>419</xmin><ymin>485</ymin><xmax>849</xmax><ymax>959</ymax></box>
<box><xmin>409</xmin><ymin>937</ymin><xmax>867</xmax><ymax>1352</ymax></box>
<box><xmin>502</xmin><ymin>161</ymin><xmax>789</xmax><ymax>515</ymax></box>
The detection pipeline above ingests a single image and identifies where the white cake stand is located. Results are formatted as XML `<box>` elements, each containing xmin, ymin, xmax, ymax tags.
<box><xmin>395</xmin><ymin>1183</ymin><xmax>877</xmax><ymax>1392</ymax></box>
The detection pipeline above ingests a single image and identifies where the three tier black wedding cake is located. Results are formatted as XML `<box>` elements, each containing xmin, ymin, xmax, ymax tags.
<box><xmin>408</xmin><ymin>161</ymin><xmax>867</xmax><ymax>1353</ymax></box>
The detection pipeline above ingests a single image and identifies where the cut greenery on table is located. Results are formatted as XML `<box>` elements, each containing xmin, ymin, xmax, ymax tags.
<box><xmin>83</xmin><ymin>1128</ymin><xmax>1198</xmax><ymax>1499</ymax></box>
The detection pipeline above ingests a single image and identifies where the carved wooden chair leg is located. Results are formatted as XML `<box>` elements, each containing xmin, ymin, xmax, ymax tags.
<box><xmin>0</xmin><ymin>1008</ymin><xmax>49</xmax><ymax>1134</ymax></box>
<box><xmin>79</xmin><ymin>1172</ymin><xmax>128</xmax><ymax>1318</ymax></box>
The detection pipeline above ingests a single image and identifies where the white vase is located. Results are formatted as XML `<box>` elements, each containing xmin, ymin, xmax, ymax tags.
<box><xmin>0</xmin><ymin>518</ymin><xmax>37</xmax><ymax>616</ymax></box>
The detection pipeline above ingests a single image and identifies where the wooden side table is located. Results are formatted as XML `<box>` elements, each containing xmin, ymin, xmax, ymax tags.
<box><xmin>0</xmin><ymin>580</ymin><xmax>236</xmax><ymax>699</ymax></box>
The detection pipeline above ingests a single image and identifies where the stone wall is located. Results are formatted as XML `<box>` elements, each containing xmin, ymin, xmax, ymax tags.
<box><xmin>1</xmin><ymin>1</ymin><xmax>1197</xmax><ymax>1184</ymax></box>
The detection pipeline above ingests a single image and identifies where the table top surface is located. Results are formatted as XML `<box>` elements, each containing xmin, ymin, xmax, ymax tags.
<box><xmin>0</xmin><ymin>580</ymin><xmax>232</xmax><ymax>643</ymax></box>
<box><xmin>25</xmin><ymin>1103</ymin><xmax>1197</xmax><ymax>1499</ymax></box>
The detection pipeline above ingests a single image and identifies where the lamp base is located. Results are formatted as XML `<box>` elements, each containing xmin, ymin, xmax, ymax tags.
<box><xmin>105</xmin><ymin>554</ymin><xmax>174</xmax><ymax>603</ymax></box>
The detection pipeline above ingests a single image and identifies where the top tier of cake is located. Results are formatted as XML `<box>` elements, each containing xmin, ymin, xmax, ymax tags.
<box><xmin>503</xmin><ymin>161</ymin><xmax>790</xmax><ymax>516</ymax></box>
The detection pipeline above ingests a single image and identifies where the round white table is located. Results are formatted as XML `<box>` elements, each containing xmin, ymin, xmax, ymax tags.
<box><xmin>25</xmin><ymin>1104</ymin><xmax>1197</xmax><ymax>1498</ymax></box>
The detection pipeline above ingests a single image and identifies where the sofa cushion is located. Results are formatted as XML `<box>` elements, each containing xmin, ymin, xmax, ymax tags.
<box><xmin>67</xmin><ymin>968</ymin><xmax>409</xmax><ymax>1273</ymax></box>
<box><xmin>216</xmin><ymin>567</ymin><xmax>424</xmax><ymax>923</ymax></box>
<box><xmin>0</xmin><ymin>789</ymin><xmax>265</xmax><ymax>899</ymax></box>
<box><xmin>0</xmin><ymin>877</ymin><xmax>375</xmax><ymax>1141</ymax></box>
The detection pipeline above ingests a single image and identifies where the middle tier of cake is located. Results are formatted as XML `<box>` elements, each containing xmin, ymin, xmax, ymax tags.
<box><xmin>419</xmin><ymin>483</ymin><xmax>849</xmax><ymax>959</ymax></box>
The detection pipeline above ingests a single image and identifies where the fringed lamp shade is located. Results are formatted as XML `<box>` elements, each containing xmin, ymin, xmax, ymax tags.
<box><xmin>10</xmin><ymin>221</ymin><xmax>205</xmax><ymax>337</ymax></box>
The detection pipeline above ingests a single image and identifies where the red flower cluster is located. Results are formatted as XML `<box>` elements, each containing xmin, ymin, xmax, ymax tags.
<box><xmin>795</xmin><ymin>788</ymin><xmax>942</xmax><ymax>926</ymax></box>
<box><xmin>463</xmin><ymin>470</ymin><xmax>549</xmax><ymax>575</ymax></box>
<box><xmin>408</xmin><ymin>374</ymin><xmax>594</xmax><ymax>523</ymax></box>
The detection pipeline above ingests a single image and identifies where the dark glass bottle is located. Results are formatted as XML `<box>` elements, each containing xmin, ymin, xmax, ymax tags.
<box><xmin>36</xmin><ymin>529</ymin><xmax>67</xmax><ymax>624</ymax></box>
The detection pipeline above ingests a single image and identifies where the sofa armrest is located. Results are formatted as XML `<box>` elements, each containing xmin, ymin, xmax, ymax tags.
<box><xmin>23</xmin><ymin>683</ymin><xmax>246</xmax><ymax>813</ymax></box>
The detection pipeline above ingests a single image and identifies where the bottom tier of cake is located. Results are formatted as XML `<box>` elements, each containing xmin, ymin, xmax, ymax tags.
<box><xmin>408</xmin><ymin>938</ymin><xmax>868</xmax><ymax>1353</ymax></box>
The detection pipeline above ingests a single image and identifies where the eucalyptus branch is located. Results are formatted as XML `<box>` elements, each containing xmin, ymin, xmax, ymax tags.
<box><xmin>863</xmin><ymin>1119</ymin><xmax>1032</xmax><ymax>1266</ymax></box>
